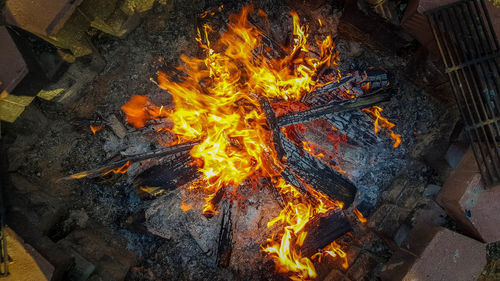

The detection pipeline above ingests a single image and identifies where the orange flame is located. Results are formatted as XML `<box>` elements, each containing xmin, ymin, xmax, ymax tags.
<box><xmin>90</xmin><ymin>124</ymin><xmax>104</xmax><ymax>135</ymax></box>
<box><xmin>122</xmin><ymin>7</ymin><xmax>347</xmax><ymax>280</ymax></box>
<box><xmin>353</xmin><ymin>208</ymin><xmax>367</xmax><ymax>223</ymax></box>
<box><xmin>262</xmin><ymin>178</ymin><xmax>344</xmax><ymax>280</ymax></box>
<box><xmin>362</xmin><ymin>106</ymin><xmax>401</xmax><ymax>148</ymax></box>
<box><xmin>103</xmin><ymin>161</ymin><xmax>131</xmax><ymax>175</ymax></box>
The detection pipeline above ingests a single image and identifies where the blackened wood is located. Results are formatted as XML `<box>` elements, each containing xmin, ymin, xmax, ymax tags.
<box><xmin>133</xmin><ymin>152</ymin><xmax>199</xmax><ymax>199</ymax></box>
<box><xmin>204</xmin><ymin>186</ymin><xmax>227</xmax><ymax>218</ymax></box>
<box><xmin>216</xmin><ymin>200</ymin><xmax>233</xmax><ymax>268</ymax></box>
<box><xmin>59</xmin><ymin>141</ymin><xmax>199</xmax><ymax>180</ymax></box>
<box><xmin>299</xmin><ymin>209</ymin><xmax>351</xmax><ymax>257</ymax></box>
<box><xmin>281</xmin><ymin>136</ymin><xmax>357</xmax><ymax>207</ymax></box>
<box><xmin>278</xmin><ymin>88</ymin><xmax>393</xmax><ymax>127</ymax></box>
<box><xmin>280</xmin><ymin>167</ymin><xmax>319</xmax><ymax>206</ymax></box>
<box><xmin>258</xmin><ymin>96</ymin><xmax>286</xmax><ymax>161</ymax></box>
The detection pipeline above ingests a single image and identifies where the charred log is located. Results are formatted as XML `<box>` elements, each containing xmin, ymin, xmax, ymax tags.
<box><xmin>216</xmin><ymin>200</ymin><xmax>233</xmax><ymax>268</ymax></box>
<box><xmin>133</xmin><ymin>152</ymin><xmax>199</xmax><ymax>199</ymax></box>
<box><xmin>278</xmin><ymin>87</ymin><xmax>393</xmax><ymax>127</ymax></box>
<box><xmin>299</xmin><ymin>209</ymin><xmax>351</xmax><ymax>258</ymax></box>
<box><xmin>281</xmin><ymin>137</ymin><xmax>357</xmax><ymax>207</ymax></box>
<box><xmin>60</xmin><ymin>141</ymin><xmax>198</xmax><ymax>180</ymax></box>
<box><xmin>258</xmin><ymin>96</ymin><xmax>286</xmax><ymax>161</ymax></box>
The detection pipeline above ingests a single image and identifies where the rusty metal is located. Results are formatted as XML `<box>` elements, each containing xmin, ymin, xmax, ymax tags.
<box><xmin>426</xmin><ymin>0</ymin><xmax>500</xmax><ymax>186</ymax></box>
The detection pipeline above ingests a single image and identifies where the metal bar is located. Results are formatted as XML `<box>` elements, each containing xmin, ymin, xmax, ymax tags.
<box><xmin>426</xmin><ymin>0</ymin><xmax>500</xmax><ymax>186</ymax></box>
<box><xmin>444</xmin><ymin>5</ymin><xmax>500</xmax><ymax>183</ymax></box>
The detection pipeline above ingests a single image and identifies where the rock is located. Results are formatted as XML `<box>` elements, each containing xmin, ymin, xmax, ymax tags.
<box><xmin>381</xmin><ymin>227</ymin><xmax>487</xmax><ymax>281</ymax></box>
<box><xmin>437</xmin><ymin>148</ymin><xmax>500</xmax><ymax>242</ymax></box>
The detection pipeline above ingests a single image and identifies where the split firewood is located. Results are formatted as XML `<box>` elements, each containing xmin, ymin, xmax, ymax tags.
<box><xmin>216</xmin><ymin>200</ymin><xmax>233</xmax><ymax>268</ymax></box>
<box><xmin>281</xmin><ymin>136</ymin><xmax>357</xmax><ymax>207</ymax></box>
<box><xmin>59</xmin><ymin>141</ymin><xmax>199</xmax><ymax>181</ymax></box>
<box><xmin>133</xmin><ymin>152</ymin><xmax>199</xmax><ymax>199</ymax></box>
<box><xmin>299</xmin><ymin>209</ymin><xmax>351</xmax><ymax>258</ymax></box>
<box><xmin>278</xmin><ymin>87</ymin><xmax>393</xmax><ymax>127</ymax></box>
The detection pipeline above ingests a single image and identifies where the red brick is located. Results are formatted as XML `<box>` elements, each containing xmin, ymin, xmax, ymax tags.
<box><xmin>401</xmin><ymin>0</ymin><xmax>438</xmax><ymax>55</ymax></box>
<box><xmin>381</xmin><ymin>227</ymin><xmax>486</xmax><ymax>281</ymax></box>
<box><xmin>437</xmin><ymin>148</ymin><xmax>500</xmax><ymax>242</ymax></box>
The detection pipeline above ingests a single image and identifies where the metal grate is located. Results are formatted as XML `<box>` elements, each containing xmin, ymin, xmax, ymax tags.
<box><xmin>426</xmin><ymin>0</ymin><xmax>500</xmax><ymax>186</ymax></box>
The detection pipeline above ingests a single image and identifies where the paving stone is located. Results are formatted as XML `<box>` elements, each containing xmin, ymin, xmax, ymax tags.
<box><xmin>60</xmin><ymin>227</ymin><xmax>136</xmax><ymax>281</ymax></box>
<box><xmin>0</xmin><ymin>100</ymin><xmax>25</xmax><ymax>123</ymax></box>
<box><xmin>437</xmin><ymin>148</ymin><xmax>500</xmax><ymax>242</ymax></box>
<box><xmin>4</xmin><ymin>227</ymin><xmax>54</xmax><ymax>281</ymax></box>
<box><xmin>5</xmin><ymin>0</ymin><xmax>83</xmax><ymax>36</ymax></box>
<box><xmin>7</xmin><ymin>173</ymin><xmax>67</xmax><ymax>235</ymax></box>
<box><xmin>381</xmin><ymin>227</ymin><xmax>487</xmax><ymax>281</ymax></box>
<box><xmin>7</xmin><ymin>211</ymin><xmax>73</xmax><ymax>281</ymax></box>
<box><xmin>422</xmin><ymin>184</ymin><xmax>441</xmax><ymax>198</ymax></box>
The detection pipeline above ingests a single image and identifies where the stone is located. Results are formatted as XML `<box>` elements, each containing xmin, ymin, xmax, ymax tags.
<box><xmin>422</xmin><ymin>184</ymin><xmax>441</xmax><ymax>198</ymax></box>
<box><xmin>346</xmin><ymin>251</ymin><xmax>379</xmax><ymax>280</ymax></box>
<box><xmin>5</xmin><ymin>0</ymin><xmax>83</xmax><ymax>36</ymax></box>
<box><xmin>38</xmin><ymin>54</ymin><xmax>103</xmax><ymax>103</ymax></box>
<box><xmin>445</xmin><ymin>143</ymin><xmax>467</xmax><ymax>168</ymax></box>
<box><xmin>0</xmin><ymin>100</ymin><xmax>25</xmax><ymax>123</ymax></box>
<box><xmin>7</xmin><ymin>211</ymin><xmax>73</xmax><ymax>281</ymax></box>
<box><xmin>400</xmin><ymin>0</ymin><xmax>438</xmax><ymax>55</ymax></box>
<box><xmin>57</xmin><ymin>240</ymin><xmax>96</xmax><ymax>281</ymax></box>
<box><xmin>4</xmin><ymin>227</ymin><xmax>54</xmax><ymax>281</ymax></box>
<box><xmin>381</xmin><ymin>227</ymin><xmax>487</xmax><ymax>281</ymax></box>
<box><xmin>437</xmin><ymin>148</ymin><xmax>500</xmax><ymax>242</ymax></box>
<box><xmin>368</xmin><ymin>204</ymin><xmax>411</xmax><ymax>238</ymax></box>
<box><xmin>0</xmin><ymin>27</ymin><xmax>28</xmax><ymax>94</ymax></box>
<box><xmin>7</xmin><ymin>173</ymin><xmax>67</xmax><ymax>235</ymax></box>
<box><xmin>108</xmin><ymin>114</ymin><xmax>127</xmax><ymax>139</ymax></box>
<box><xmin>59</xmin><ymin>227</ymin><xmax>136</xmax><ymax>281</ymax></box>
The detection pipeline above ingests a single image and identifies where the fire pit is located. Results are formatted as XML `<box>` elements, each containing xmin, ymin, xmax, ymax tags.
<box><xmin>2</xmin><ymin>0</ymin><xmax>497</xmax><ymax>281</ymax></box>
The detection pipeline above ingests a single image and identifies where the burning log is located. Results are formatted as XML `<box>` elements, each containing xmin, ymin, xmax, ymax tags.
<box><xmin>299</xmin><ymin>209</ymin><xmax>351</xmax><ymax>258</ymax></box>
<box><xmin>278</xmin><ymin>87</ymin><xmax>393</xmax><ymax>127</ymax></box>
<box><xmin>257</xmin><ymin>95</ymin><xmax>286</xmax><ymax>161</ymax></box>
<box><xmin>216</xmin><ymin>200</ymin><xmax>233</xmax><ymax>268</ymax></box>
<box><xmin>281</xmin><ymin>136</ymin><xmax>357</xmax><ymax>206</ymax></box>
<box><xmin>258</xmin><ymin>95</ymin><xmax>357</xmax><ymax>206</ymax></box>
<box><xmin>59</xmin><ymin>141</ymin><xmax>198</xmax><ymax>180</ymax></box>
<box><xmin>133</xmin><ymin>152</ymin><xmax>199</xmax><ymax>198</ymax></box>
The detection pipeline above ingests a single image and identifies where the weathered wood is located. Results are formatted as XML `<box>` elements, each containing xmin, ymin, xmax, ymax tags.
<box><xmin>59</xmin><ymin>142</ymin><xmax>199</xmax><ymax>181</ymax></box>
<box><xmin>216</xmin><ymin>200</ymin><xmax>233</xmax><ymax>268</ymax></box>
<box><xmin>282</xmin><ymin>136</ymin><xmax>357</xmax><ymax>207</ymax></box>
<box><xmin>133</xmin><ymin>152</ymin><xmax>199</xmax><ymax>198</ymax></box>
<box><xmin>278</xmin><ymin>87</ymin><xmax>393</xmax><ymax>127</ymax></box>
<box><xmin>299</xmin><ymin>209</ymin><xmax>351</xmax><ymax>258</ymax></box>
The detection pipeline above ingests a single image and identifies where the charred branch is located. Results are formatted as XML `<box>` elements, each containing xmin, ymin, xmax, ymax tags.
<box><xmin>278</xmin><ymin>87</ymin><xmax>393</xmax><ymax>127</ymax></box>
<box><xmin>60</xmin><ymin>141</ymin><xmax>199</xmax><ymax>180</ymax></box>
<box><xmin>133</xmin><ymin>152</ymin><xmax>199</xmax><ymax>199</ymax></box>
<box><xmin>258</xmin><ymin>96</ymin><xmax>286</xmax><ymax>161</ymax></box>
<box><xmin>299</xmin><ymin>209</ymin><xmax>351</xmax><ymax>258</ymax></box>
<box><xmin>216</xmin><ymin>200</ymin><xmax>233</xmax><ymax>268</ymax></box>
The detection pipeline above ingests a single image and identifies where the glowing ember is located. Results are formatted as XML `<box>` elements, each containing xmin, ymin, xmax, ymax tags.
<box><xmin>353</xmin><ymin>208</ymin><xmax>367</xmax><ymax>223</ymax></box>
<box><xmin>90</xmin><ymin>124</ymin><xmax>104</xmax><ymax>135</ymax></box>
<box><xmin>362</xmin><ymin>105</ymin><xmax>402</xmax><ymax>148</ymax></box>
